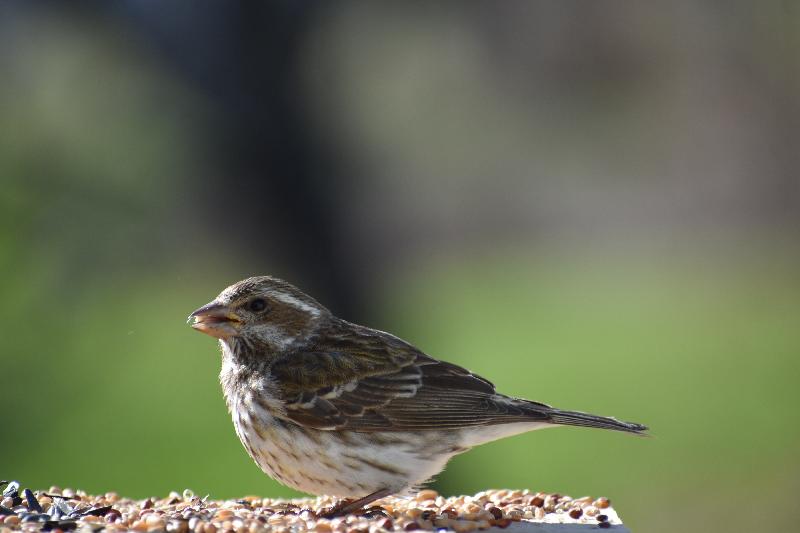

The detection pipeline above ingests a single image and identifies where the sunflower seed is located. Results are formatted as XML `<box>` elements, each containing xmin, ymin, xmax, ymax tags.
<box><xmin>21</xmin><ymin>512</ymin><xmax>51</xmax><ymax>522</ymax></box>
<box><xmin>24</xmin><ymin>488</ymin><xmax>43</xmax><ymax>513</ymax></box>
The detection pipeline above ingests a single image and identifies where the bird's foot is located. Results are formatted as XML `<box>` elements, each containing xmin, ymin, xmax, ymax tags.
<box><xmin>318</xmin><ymin>500</ymin><xmax>358</xmax><ymax>519</ymax></box>
<box><xmin>318</xmin><ymin>489</ymin><xmax>393</xmax><ymax>519</ymax></box>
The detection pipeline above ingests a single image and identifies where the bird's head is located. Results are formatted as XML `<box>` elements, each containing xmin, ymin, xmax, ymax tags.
<box><xmin>189</xmin><ymin>276</ymin><xmax>330</xmax><ymax>355</ymax></box>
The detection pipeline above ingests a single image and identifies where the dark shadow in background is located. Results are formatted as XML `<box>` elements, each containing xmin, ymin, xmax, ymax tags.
<box><xmin>116</xmin><ymin>0</ymin><xmax>362</xmax><ymax>319</ymax></box>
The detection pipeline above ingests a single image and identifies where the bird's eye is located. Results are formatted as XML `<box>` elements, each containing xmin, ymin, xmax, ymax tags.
<box><xmin>247</xmin><ymin>298</ymin><xmax>268</xmax><ymax>313</ymax></box>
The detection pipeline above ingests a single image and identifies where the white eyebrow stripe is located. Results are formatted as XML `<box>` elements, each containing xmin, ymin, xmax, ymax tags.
<box><xmin>270</xmin><ymin>291</ymin><xmax>321</xmax><ymax>317</ymax></box>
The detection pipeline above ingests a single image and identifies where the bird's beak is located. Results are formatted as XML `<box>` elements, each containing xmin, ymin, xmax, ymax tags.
<box><xmin>188</xmin><ymin>301</ymin><xmax>242</xmax><ymax>339</ymax></box>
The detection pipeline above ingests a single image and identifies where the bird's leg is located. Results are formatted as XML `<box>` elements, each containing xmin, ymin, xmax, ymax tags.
<box><xmin>319</xmin><ymin>488</ymin><xmax>394</xmax><ymax>518</ymax></box>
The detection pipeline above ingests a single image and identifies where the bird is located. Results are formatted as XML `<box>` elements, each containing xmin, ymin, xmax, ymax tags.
<box><xmin>189</xmin><ymin>276</ymin><xmax>647</xmax><ymax>517</ymax></box>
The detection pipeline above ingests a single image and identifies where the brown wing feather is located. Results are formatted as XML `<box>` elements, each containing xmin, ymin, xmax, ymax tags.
<box><xmin>270</xmin><ymin>321</ymin><xmax>553</xmax><ymax>431</ymax></box>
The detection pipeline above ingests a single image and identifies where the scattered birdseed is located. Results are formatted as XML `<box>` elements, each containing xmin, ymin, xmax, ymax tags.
<box><xmin>0</xmin><ymin>482</ymin><xmax>626</xmax><ymax>532</ymax></box>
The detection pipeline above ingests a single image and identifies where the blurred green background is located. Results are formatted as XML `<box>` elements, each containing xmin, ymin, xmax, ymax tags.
<box><xmin>2</xmin><ymin>2</ymin><xmax>799</xmax><ymax>533</ymax></box>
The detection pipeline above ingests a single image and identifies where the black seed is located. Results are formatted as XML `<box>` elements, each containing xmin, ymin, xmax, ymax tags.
<box><xmin>0</xmin><ymin>506</ymin><xmax>14</xmax><ymax>515</ymax></box>
<box><xmin>597</xmin><ymin>514</ymin><xmax>609</xmax><ymax>523</ymax></box>
<box><xmin>42</xmin><ymin>493</ymin><xmax>79</xmax><ymax>501</ymax></box>
<box><xmin>22</xmin><ymin>513</ymin><xmax>51</xmax><ymax>522</ymax></box>
<box><xmin>488</xmin><ymin>507</ymin><xmax>503</xmax><ymax>520</ymax></box>
<box><xmin>57</xmin><ymin>520</ymin><xmax>78</xmax><ymax>531</ymax></box>
<box><xmin>598</xmin><ymin>522</ymin><xmax>611</xmax><ymax>529</ymax></box>
<box><xmin>24</xmin><ymin>489</ymin><xmax>43</xmax><ymax>513</ymax></box>
<box><xmin>81</xmin><ymin>505</ymin><xmax>113</xmax><ymax>517</ymax></box>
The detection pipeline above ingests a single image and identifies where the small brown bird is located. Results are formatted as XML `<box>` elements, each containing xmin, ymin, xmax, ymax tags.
<box><xmin>189</xmin><ymin>276</ymin><xmax>646</xmax><ymax>516</ymax></box>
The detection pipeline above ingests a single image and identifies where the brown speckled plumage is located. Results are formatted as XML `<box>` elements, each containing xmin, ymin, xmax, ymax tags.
<box><xmin>189</xmin><ymin>276</ymin><xmax>646</xmax><ymax>516</ymax></box>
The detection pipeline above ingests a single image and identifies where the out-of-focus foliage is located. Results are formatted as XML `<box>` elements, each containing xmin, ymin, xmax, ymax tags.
<box><xmin>1</xmin><ymin>3</ymin><xmax>798</xmax><ymax>533</ymax></box>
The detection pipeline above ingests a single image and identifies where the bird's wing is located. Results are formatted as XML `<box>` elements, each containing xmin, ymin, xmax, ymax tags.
<box><xmin>270</xmin><ymin>322</ymin><xmax>553</xmax><ymax>431</ymax></box>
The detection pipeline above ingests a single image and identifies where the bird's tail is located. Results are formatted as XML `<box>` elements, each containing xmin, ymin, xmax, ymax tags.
<box><xmin>546</xmin><ymin>408</ymin><xmax>648</xmax><ymax>435</ymax></box>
